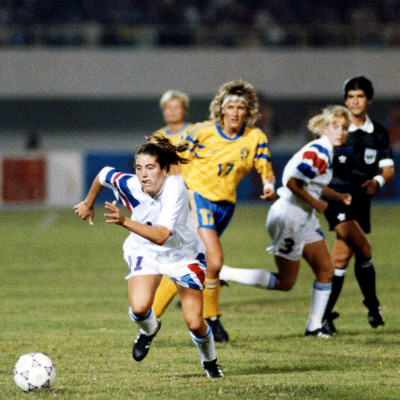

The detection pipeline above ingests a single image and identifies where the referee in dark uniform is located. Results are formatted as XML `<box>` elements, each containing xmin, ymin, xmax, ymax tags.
<box><xmin>322</xmin><ymin>76</ymin><xmax>395</xmax><ymax>334</ymax></box>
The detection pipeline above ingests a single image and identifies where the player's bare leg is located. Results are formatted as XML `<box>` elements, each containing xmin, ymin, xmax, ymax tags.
<box><xmin>129</xmin><ymin>275</ymin><xmax>163</xmax><ymax>362</ymax></box>
<box><xmin>178</xmin><ymin>284</ymin><xmax>223</xmax><ymax>378</ymax></box>
<box><xmin>273</xmin><ymin>256</ymin><xmax>300</xmax><ymax>291</ymax></box>
<box><xmin>198</xmin><ymin>228</ymin><xmax>229</xmax><ymax>342</ymax></box>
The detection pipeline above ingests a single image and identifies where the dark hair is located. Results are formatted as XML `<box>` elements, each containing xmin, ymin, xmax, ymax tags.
<box><xmin>343</xmin><ymin>76</ymin><xmax>374</xmax><ymax>100</ymax></box>
<box><xmin>136</xmin><ymin>134</ymin><xmax>189</xmax><ymax>172</ymax></box>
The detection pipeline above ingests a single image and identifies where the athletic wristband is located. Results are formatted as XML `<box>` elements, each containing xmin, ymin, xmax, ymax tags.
<box><xmin>373</xmin><ymin>175</ymin><xmax>385</xmax><ymax>188</ymax></box>
<box><xmin>263</xmin><ymin>182</ymin><xmax>275</xmax><ymax>192</ymax></box>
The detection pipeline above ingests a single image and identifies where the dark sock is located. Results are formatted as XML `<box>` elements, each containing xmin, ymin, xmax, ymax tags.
<box><xmin>354</xmin><ymin>258</ymin><xmax>379</xmax><ymax>310</ymax></box>
<box><xmin>324</xmin><ymin>271</ymin><xmax>345</xmax><ymax>318</ymax></box>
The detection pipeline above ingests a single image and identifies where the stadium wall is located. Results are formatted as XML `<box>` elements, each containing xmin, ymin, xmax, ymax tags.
<box><xmin>1</xmin><ymin>48</ymin><xmax>400</xmax><ymax>98</ymax></box>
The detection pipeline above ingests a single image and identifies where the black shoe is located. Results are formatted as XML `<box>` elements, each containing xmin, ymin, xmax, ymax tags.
<box><xmin>368</xmin><ymin>307</ymin><xmax>385</xmax><ymax>328</ymax></box>
<box><xmin>206</xmin><ymin>316</ymin><xmax>229</xmax><ymax>343</ymax></box>
<box><xmin>132</xmin><ymin>320</ymin><xmax>161</xmax><ymax>362</ymax></box>
<box><xmin>322</xmin><ymin>312</ymin><xmax>339</xmax><ymax>335</ymax></box>
<box><xmin>220</xmin><ymin>279</ymin><xmax>229</xmax><ymax>287</ymax></box>
<box><xmin>305</xmin><ymin>328</ymin><xmax>331</xmax><ymax>338</ymax></box>
<box><xmin>203</xmin><ymin>359</ymin><xmax>224</xmax><ymax>378</ymax></box>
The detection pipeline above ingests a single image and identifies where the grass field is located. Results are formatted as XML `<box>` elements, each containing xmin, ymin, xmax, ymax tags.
<box><xmin>0</xmin><ymin>203</ymin><xmax>399</xmax><ymax>399</ymax></box>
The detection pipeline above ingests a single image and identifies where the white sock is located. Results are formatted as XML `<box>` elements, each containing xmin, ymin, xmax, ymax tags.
<box><xmin>306</xmin><ymin>281</ymin><xmax>332</xmax><ymax>332</ymax></box>
<box><xmin>220</xmin><ymin>265</ymin><xmax>273</xmax><ymax>289</ymax></box>
<box><xmin>190</xmin><ymin>324</ymin><xmax>215</xmax><ymax>362</ymax></box>
<box><xmin>334</xmin><ymin>268</ymin><xmax>347</xmax><ymax>277</ymax></box>
<box><xmin>129</xmin><ymin>307</ymin><xmax>159</xmax><ymax>335</ymax></box>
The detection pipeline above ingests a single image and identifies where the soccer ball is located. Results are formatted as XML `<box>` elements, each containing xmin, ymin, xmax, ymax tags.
<box><xmin>14</xmin><ymin>352</ymin><xmax>56</xmax><ymax>392</ymax></box>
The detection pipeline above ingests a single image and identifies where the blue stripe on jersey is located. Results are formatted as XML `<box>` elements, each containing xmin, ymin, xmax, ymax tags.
<box><xmin>297</xmin><ymin>162</ymin><xmax>316</xmax><ymax>179</ymax></box>
<box><xmin>255</xmin><ymin>153</ymin><xmax>271</xmax><ymax>161</ymax></box>
<box><xmin>105</xmin><ymin>168</ymin><xmax>116</xmax><ymax>184</ymax></box>
<box><xmin>256</xmin><ymin>142</ymin><xmax>271</xmax><ymax>161</ymax></box>
<box><xmin>117</xmin><ymin>175</ymin><xmax>140</xmax><ymax>209</ymax></box>
<box><xmin>216</xmin><ymin>122</ymin><xmax>246</xmax><ymax>140</ymax></box>
<box><xmin>185</xmin><ymin>134</ymin><xmax>197</xmax><ymax>145</ymax></box>
<box><xmin>310</xmin><ymin>143</ymin><xmax>329</xmax><ymax>158</ymax></box>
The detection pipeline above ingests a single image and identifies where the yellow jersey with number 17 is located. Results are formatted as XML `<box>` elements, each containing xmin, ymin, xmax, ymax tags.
<box><xmin>183</xmin><ymin>120</ymin><xmax>273</xmax><ymax>203</ymax></box>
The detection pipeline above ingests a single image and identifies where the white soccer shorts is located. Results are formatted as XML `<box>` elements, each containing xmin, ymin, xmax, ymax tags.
<box><xmin>266</xmin><ymin>198</ymin><xmax>325</xmax><ymax>261</ymax></box>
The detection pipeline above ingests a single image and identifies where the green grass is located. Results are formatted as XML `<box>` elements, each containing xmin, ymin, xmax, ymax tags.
<box><xmin>1</xmin><ymin>203</ymin><xmax>399</xmax><ymax>399</ymax></box>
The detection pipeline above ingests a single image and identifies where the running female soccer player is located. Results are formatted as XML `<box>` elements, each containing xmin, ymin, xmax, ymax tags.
<box><xmin>220</xmin><ymin>105</ymin><xmax>352</xmax><ymax>336</ymax></box>
<box><xmin>73</xmin><ymin>135</ymin><xmax>223</xmax><ymax>378</ymax></box>
<box><xmin>152</xmin><ymin>80</ymin><xmax>276</xmax><ymax>342</ymax></box>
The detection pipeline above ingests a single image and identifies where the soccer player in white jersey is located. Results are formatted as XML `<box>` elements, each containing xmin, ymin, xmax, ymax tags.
<box><xmin>73</xmin><ymin>135</ymin><xmax>223</xmax><ymax>378</ymax></box>
<box><xmin>220</xmin><ymin>106</ymin><xmax>352</xmax><ymax>336</ymax></box>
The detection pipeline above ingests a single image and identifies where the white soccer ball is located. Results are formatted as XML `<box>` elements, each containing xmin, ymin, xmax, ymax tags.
<box><xmin>13</xmin><ymin>352</ymin><xmax>56</xmax><ymax>392</ymax></box>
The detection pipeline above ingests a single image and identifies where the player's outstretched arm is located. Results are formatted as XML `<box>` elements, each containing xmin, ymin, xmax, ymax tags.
<box><xmin>73</xmin><ymin>174</ymin><xmax>104</xmax><ymax>225</ymax></box>
<box><xmin>104</xmin><ymin>201</ymin><xmax>171</xmax><ymax>245</ymax></box>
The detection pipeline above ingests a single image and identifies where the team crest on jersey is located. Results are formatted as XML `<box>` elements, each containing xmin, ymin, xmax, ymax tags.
<box><xmin>240</xmin><ymin>148</ymin><xmax>250</xmax><ymax>161</ymax></box>
<box><xmin>364</xmin><ymin>148</ymin><xmax>377</xmax><ymax>165</ymax></box>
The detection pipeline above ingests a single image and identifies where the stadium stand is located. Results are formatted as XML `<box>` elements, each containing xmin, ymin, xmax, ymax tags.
<box><xmin>0</xmin><ymin>0</ymin><xmax>399</xmax><ymax>48</ymax></box>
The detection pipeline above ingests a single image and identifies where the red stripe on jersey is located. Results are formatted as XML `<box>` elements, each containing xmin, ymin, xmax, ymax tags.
<box><xmin>303</xmin><ymin>151</ymin><xmax>327</xmax><ymax>174</ymax></box>
<box><xmin>112</xmin><ymin>172</ymin><xmax>124</xmax><ymax>185</ymax></box>
<box><xmin>188</xmin><ymin>263</ymin><xmax>205</xmax><ymax>286</ymax></box>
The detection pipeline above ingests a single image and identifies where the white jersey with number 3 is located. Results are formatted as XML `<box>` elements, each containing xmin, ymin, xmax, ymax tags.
<box><xmin>266</xmin><ymin>135</ymin><xmax>333</xmax><ymax>260</ymax></box>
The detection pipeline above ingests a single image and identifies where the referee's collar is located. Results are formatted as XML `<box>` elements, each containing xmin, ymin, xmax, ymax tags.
<box><xmin>348</xmin><ymin>115</ymin><xmax>374</xmax><ymax>133</ymax></box>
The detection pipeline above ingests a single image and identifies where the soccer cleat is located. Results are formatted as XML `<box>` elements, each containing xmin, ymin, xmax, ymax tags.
<box><xmin>322</xmin><ymin>312</ymin><xmax>339</xmax><ymax>335</ymax></box>
<box><xmin>305</xmin><ymin>328</ymin><xmax>331</xmax><ymax>338</ymax></box>
<box><xmin>368</xmin><ymin>307</ymin><xmax>385</xmax><ymax>328</ymax></box>
<box><xmin>203</xmin><ymin>359</ymin><xmax>224</xmax><ymax>378</ymax></box>
<box><xmin>205</xmin><ymin>316</ymin><xmax>229</xmax><ymax>343</ymax></box>
<box><xmin>132</xmin><ymin>320</ymin><xmax>161</xmax><ymax>362</ymax></box>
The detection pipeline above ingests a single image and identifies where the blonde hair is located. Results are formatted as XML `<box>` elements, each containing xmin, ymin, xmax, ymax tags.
<box><xmin>307</xmin><ymin>105</ymin><xmax>351</xmax><ymax>136</ymax></box>
<box><xmin>159</xmin><ymin>90</ymin><xmax>190</xmax><ymax>112</ymax></box>
<box><xmin>209</xmin><ymin>80</ymin><xmax>260</xmax><ymax>126</ymax></box>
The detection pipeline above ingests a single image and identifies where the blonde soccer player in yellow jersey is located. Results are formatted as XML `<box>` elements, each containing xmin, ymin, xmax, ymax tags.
<box><xmin>152</xmin><ymin>80</ymin><xmax>276</xmax><ymax>342</ymax></box>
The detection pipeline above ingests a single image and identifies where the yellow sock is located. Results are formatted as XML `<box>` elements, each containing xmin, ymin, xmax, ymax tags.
<box><xmin>203</xmin><ymin>278</ymin><xmax>220</xmax><ymax>319</ymax></box>
<box><xmin>152</xmin><ymin>276</ymin><xmax>178</xmax><ymax>318</ymax></box>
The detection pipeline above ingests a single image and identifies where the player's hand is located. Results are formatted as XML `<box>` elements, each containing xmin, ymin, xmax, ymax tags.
<box><xmin>104</xmin><ymin>201</ymin><xmax>126</xmax><ymax>225</ymax></box>
<box><xmin>341</xmin><ymin>193</ymin><xmax>352</xmax><ymax>206</ymax></box>
<box><xmin>362</xmin><ymin>179</ymin><xmax>379</xmax><ymax>195</ymax></box>
<box><xmin>73</xmin><ymin>201</ymin><xmax>94</xmax><ymax>225</ymax></box>
<box><xmin>260</xmin><ymin>188</ymin><xmax>276</xmax><ymax>201</ymax></box>
<box><xmin>315</xmin><ymin>199</ymin><xmax>328</xmax><ymax>213</ymax></box>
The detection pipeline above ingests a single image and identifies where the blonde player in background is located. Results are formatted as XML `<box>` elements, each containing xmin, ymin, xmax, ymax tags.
<box><xmin>153</xmin><ymin>90</ymin><xmax>193</xmax><ymax>177</ymax></box>
<box><xmin>153</xmin><ymin>80</ymin><xmax>276</xmax><ymax>342</ymax></box>
<box><xmin>220</xmin><ymin>105</ymin><xmax>352</xmax><ymax>336</ymax></box>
